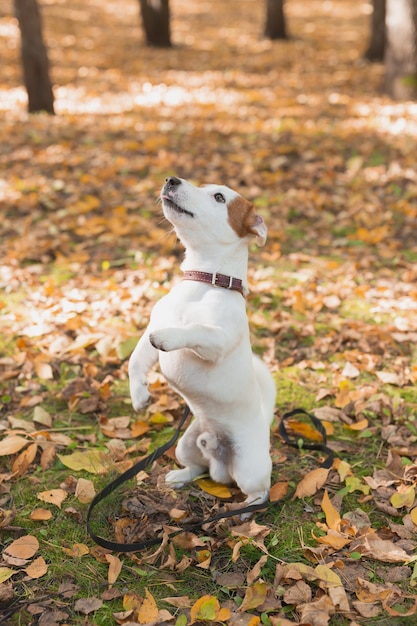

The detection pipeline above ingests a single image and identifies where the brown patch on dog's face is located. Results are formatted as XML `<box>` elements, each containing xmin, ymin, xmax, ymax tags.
<box><xmin>227</xmin><ymin>196</ymin><xmax>259</xmax><ymax>239</ymax></box>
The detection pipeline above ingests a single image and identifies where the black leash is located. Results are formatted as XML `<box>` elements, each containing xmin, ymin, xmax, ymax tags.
<box><xmin>86</xmin><ymin>406</ymin><xmax>335</xmax><ymax>552</ymax></box>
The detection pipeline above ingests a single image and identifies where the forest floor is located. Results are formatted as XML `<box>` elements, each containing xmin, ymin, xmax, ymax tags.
<box><xmin>1</xmin><ymin>0</ymin><xmax>417</xmax><ymax>625</ymax></box>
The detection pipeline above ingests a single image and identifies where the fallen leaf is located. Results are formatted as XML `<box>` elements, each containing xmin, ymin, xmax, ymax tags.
<box><xmin>57</xmin><ymin>449</ymin><xmax>107</xmax><ymax>474</ymax></box>
<box><xmin>74</xmin><ymin>596</ymin><xmax>103</xmax><ymax>614</ymax></box>
<box><xmin>4</xmin><ymin>535</ymin><xmax>39</xmax><ymax>560</ymax></box>
<box><xmin>37</xmin><ymin>489</ymin><xmax>67</xmax><ymax>508</ymax></box>
<box><xmin>75</xmin><ymin>477</ymin><xmax>96</xmax><ymax>504</ymax></box>
<box><xmin>0</xmin><ymin>567</ymin><xmax>17</xmax><ymax>583</ymax></box>
<box><xmin>294</xmin><ymin>467</ymin><xmax>329</xmax><ymax>499</ymax></box>
<box><xmin>195</xmin><ymin>477</ymin><xmax>232</xmax><ymax>499</ymax></box>
<box><xmin>30</xmin><ymin>508</ymin><xmax>53</xmax><ymax>521</ymax></box>
<box><xmin>106</xmin><ymin>554</ymin><xmax>122</xmax><ymax>587</ymax></box>
<box><xmin>321</xmin><ymin>489</ymin><xmax>341</xmax><ymax>531</ymax></box>
<box><xmin>25</xmin><ymin>556</ymin><xmax>48</xmax><ymax>579</ymax></box>
<box><xmin>33</xmin><ymin>406</ymin><xmax>52</xmax><ymax>427</ymax></box>
<box><xmin>0</xmin><ymin>435</ymin><xmax>29</xmax><ymax>456</ymax></box>
<box><xmin>190</xmin><ymin>595</ymin><xmax>230</xmax><ymax>624</ymax></box>
<box><xmin>138</xmin><ymin>588</ymin><xmax>159</xmax><ymax>624</ymax></box>
<box><xmin>269</xmin><ymin>481</ymin><xmax>289</xmax><ymax>502</ymax></box>
<box><xmin>239</xmin><ymin>581</ymin><xmax>267</xmax><ymax>612</ymax></box>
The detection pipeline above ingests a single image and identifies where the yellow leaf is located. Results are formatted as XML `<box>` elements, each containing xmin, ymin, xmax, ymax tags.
<box><xmin>314</xmin><ymin>564</ymin><xmax>342</xmax><ymax>587</ymax></box>
<box><xmin>321</xmin><ymin>489</ymin><xmax>341</xmax><ymax>531</ymax></box>
<box><xmin>294</xmin><ymin>467</ymin><xmax>329</xmax><ymax>499</ymax></box>
<box><xmin>138</xmin><ymin>588</ymin><xmax>159</xmax><ymax>624</ymax></box>
<box><xmin>57</xmin><ymin>449</ymin><xmax>107</xmax><ymax>474</ymax></box>
<box><xmin>391</xmin><ymin>486</ymin><xmax>415</xmax><ymax>509</ymax></box>
<box><xmin>195</xmin><ymin>478</ymin><xmax>232</xmax><ymax>499</ymax></box>
<box><xmin>410</xmin><ymin>507</ymin><xmax>417</xmax><ymax>526</ymax></box>
<box><xmin>190</xmin><ymin>595</ymin><xmax>221</xmax><ymax>624</ymax></box>
<box><xmin>239</xmin><ymin>582</ymin><xmax>267</xmax><ymax>612</ymax></box>
<box><xmin>0</xmin><ymin>567</ymin><xmax>16</xmax><ymax>583</ymax></box>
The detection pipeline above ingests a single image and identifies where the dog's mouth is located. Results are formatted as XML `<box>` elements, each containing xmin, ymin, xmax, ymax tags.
<box><xmin>162</xmin><ymin>195</ymin><xmax>195</xmax><ymax>218</ymax></box>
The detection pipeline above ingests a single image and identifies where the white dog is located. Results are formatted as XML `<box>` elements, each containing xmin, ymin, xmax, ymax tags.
<box><xmin>129</xmin><ymin>176</ymin><xmax>276</xmax><ymax>507</ymax></box>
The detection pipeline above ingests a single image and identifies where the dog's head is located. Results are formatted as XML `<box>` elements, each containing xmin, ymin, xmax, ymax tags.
<box><xmin>161</xmin><ymin>176</ymin><xmax>267</xmax><ymax>247</ymax></box>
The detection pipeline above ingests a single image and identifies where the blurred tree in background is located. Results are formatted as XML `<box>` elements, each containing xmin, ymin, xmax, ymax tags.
<box><xmin>264</xmin><ymin>0</ymin><xmax>287</xmax><ymax>40</ymax></box>
<box><xmin>364</xmin><ymin>0</ymin><xmax>386</xmax><ymax>61</ymax></box>
<box><xmin>14</xmin><ymin>0</ymin><xmax>54</xmax><ymax>113</ymax></box>
<box><xmin>139</xmin><ymin>0</ymin><xmax>171</xmax><ymax>47</ymax></box>
<box><xmin>384</xmin><ymin>0</ymin><xmax>417</xmax><ymax>99</ymax></box>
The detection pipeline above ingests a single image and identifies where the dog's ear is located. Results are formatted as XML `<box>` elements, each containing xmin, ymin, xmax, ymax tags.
<box><xmin>248</xmin><ymin>213</ymin><xmax>267</xmax><ymax>246</ymax></box>
<box><xmin>229</xmin><ymin>197</ymin><xmax>268</xmax><ymax>246</ymax></box>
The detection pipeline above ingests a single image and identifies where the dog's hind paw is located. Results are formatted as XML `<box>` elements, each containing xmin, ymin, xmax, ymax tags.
<box><xmin>166</xmin><ymin>465</ymin><xmax>206</xmax><ymax>487</ymax></box>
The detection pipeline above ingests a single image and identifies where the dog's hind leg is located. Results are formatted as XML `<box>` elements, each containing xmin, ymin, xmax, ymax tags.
<box><xmin>196</xmin><ymin>432</ymin><xmax>233</xmax><ymax>484</ymax></box>
<box><xmin>165</xmin><ymin>420</ymin><xmax>208</xmax><ymax>488</ymax></box>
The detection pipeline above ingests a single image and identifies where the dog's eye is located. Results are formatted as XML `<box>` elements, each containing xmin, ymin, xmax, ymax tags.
<box><xmin>214</xmin><ymin>192</ymin><xmax>226</xmax><ymax>203</ymax></box>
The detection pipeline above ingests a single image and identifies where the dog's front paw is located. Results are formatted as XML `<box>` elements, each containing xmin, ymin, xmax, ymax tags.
<box><xmin>130</xmin><ymin>382</ymin><xmax>151</xmax><ymax>411</ymax></box>
<box><xmin>149</xmin><ymin>328</ymin><xmax>180</xmax><ymax>352</ymax></box>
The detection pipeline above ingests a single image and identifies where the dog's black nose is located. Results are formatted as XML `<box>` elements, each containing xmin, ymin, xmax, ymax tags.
<box><xmin>165</xmin><ymin>176</ymin><xmax>181</xmax><ymax>188</ymax></box>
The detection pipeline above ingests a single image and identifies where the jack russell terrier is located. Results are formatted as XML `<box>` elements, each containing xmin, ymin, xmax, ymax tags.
<box><xmin>129</xmin><ymin>176</ymin><xmax>276</xmax><ymax>507</ymax></box>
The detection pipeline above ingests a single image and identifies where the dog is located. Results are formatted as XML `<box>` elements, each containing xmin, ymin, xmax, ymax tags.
<box><xmin>129</xmin><ymin>176</ymin><xmax>276</xmax><ymax>507</ymax></box>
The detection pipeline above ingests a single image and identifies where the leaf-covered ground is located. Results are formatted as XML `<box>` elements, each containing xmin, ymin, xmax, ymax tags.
<box><xmin>1</xmin><ymin>0</ymin><xmax>417</xmax><ymax>624</ymax></box>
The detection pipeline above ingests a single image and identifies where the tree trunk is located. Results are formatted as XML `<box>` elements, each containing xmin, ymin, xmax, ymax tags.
<box><xmin>384</xmin><ymin>0</ymin><xmax>417</xmax><ymax>99</ymax></box>
<box><xmin>139</xmin><ymin>0</ymin><xmax>171</xmax><ymax>47</ymax></box>
<box><xmin>264</xmin><ymin>0</ymin><xmax>287</xmax><ymax>40</ymax></box>
<box><xmin>364</xmin><ymin>0</ymin><xmax>386</xmax><ymax>61</ymax></box>
<box><xmin>14</xmin><ymin>0</ymin><xmax>54</xmax><ymax>114</ymax></box>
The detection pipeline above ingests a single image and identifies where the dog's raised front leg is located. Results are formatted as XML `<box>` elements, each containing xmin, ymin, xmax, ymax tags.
<box><xmin>150</xmin><ymin>324</ymin><xmax>233</xmax><ymax>361</ymax></box>
<box><xmin>128</xmin><ymin>330</ymin><xmax>159</xmax><ymax>411</ymax></box>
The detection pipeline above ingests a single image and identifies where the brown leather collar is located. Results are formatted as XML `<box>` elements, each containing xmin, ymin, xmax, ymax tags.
<box><xmin>182</xmin><ymin>270</ymin><xmax>245</xmax><ymax>296</ymax></box>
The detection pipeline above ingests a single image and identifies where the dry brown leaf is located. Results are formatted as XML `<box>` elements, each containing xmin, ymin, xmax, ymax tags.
<box><xmin>294</xmin><ymin>467</ymin><xmax>329</xmax><ymax>499</ymax></box>
<box><xmin>269</xmin><ymin>481</ymin><xmax>289</xmax><ymax>502</ymax></box>
<box><xmin>105</xmin><ymin>554</ymin><xmax>122</xmax><ymax>587</ymax></box>
<box><xmin>12</xmin><ymin>442</ymin><xmax>38</xmax><ymax>476</ymax></box>
<box><xmin>0</xmin><ymin>435</ymin><xmax>29</xmax><ymax>456</ymax></box>
<box><xmin>75</xmin><ymin>477</ymin><xmax>96</xmax><ymax>504</ymax></box>
<box><xmin>37</xmin><ymin>488</ymin><xmax>67</xmax><ymax>508</ymax></box>
<box><xmin>30</xmin><ymin>508</ymin><xmax>52</xmax><ymax>521</ymax></box>
<box><xmin>4</xmin><ymin>535</ymin><xmax>39</xmax><ymax>560</ymax></box>
<box><xmin>25</xmin><ymin>556</ymin><xmax>48</xmax><ymax>579</ymax></box>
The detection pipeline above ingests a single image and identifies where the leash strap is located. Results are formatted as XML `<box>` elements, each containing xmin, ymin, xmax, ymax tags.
<box><xmin>279</xmin><ymin>408</ymin><xmax>335</xmax><ymax>469</ymax></box>
<box><xmin>87</xmin><ymin>406</ymin><xmax>335</xmax><ymax>552</ymax></box>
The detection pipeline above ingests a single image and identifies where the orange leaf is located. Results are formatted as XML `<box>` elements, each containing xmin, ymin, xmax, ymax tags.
<box><xmin>269</xmin><ymin>481</ymin><xmax>289</xmax><ymax>502</ymax></box>
<box><xmin>321</xmin><ymin>489</ymin><xmax>341</xmax><ymax>531</ymax></box>
<box><xmin>294</xmin><ymin>468</ymin><xmax>329</xmax><ymax>499</ymax></box>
